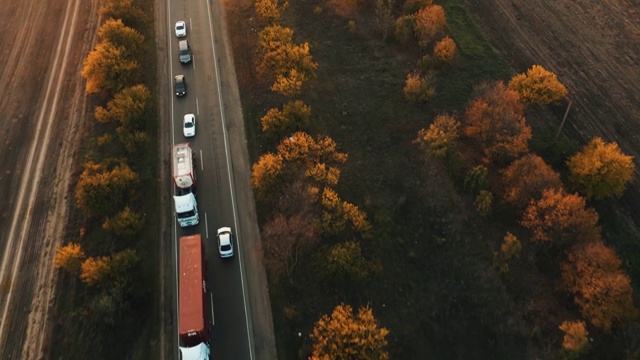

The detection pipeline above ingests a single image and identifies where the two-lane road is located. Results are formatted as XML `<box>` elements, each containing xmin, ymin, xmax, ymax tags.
<box><xmin>166</xmin><ymin>0</ymin><xmax>254</xmax><ymax>358</ymax></box>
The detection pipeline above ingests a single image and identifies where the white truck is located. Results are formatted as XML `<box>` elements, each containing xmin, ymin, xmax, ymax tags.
<box><xmin>172</xmin><ymin>143</ymin><xmax>199</xmax><ymax>227</ymax></box>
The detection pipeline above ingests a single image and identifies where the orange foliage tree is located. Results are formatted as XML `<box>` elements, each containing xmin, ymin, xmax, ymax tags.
<box><xmin>521</xmin><ymin>188</ymin><xmax>601</xmax><ymax>244</ymax></box>
<box><xmin>501</xmin><ymin>154</ymin><xmax>563</xmax><ymax>211</ymax></box>
<box><xmin>251</xmin><ymin>153</ymin><xmax>284</xmax><ymax>200</ymax></box>
<box><xmin>433</xmin><ymin>36</ymin><xmax>457</xmax><ymax>62</ymax></box>
<box><xmin>81</xmin><ymin>41</ymin><xmax>139</xmax><ymax>94</ymax></box>
<box><xmin>309</xmin><ymin>303</ymin><xmax>389</xmax><ymax>360</ymax></box>
<box><xmin>257</xmin><ymin>25</ymin><xmax>317</xmax><ymax>85</ymax></box>
<box><xmin>558</xmin><ymin>320</ymin><xmax>590</xmax><ymax>357</ymax></box>
<box><xmin>508</xmin><ymin>64</ymin><xmax>567</xmax><ymax>105</ymax></box>
<box><xmin>464</xmin><ymin>81</ymin><xmax>532</xmax><ymax>164</ymax></box>
<box><xmin>414</xmin><ymin>114</ymin><xmax>460</xmax><ymax>159</ymax></box>
<box><xmin>98</xmin><ymin>18</ymin><xmax>145</xmax><ymax>59</ymax></box>
<box><xmin>562</xmin><ymin>242</ymin><xmax>637</xmax><ymax>331</ymax></box>
<box><xmin>403</xmin><ymin>71</ymin><xmax>435</xmax><ymax>103</ymax></box>
<box><xmin>80</xmin><ymin>256</ymin><xmax>112</xmax><ymax>287</ymax></box>
<box><xmin>567</xmin><ymin>137</ymin><xmax>635</xmax><ymax>200</ymax></box>
<box><xmin>321</xmin><ymin>187</ymin><xmax>371</xmax><ymax>236</ymax></box>
<box><xmin>413</xmin><ymin>5</ymin><xmax>446</xmax><ymax>47</ymax></box>
<box><xmin>254</xmin><ymin>0</ymin><xmax>288</xmax><ymax>25</ymax></box>
<box><xmin>54</xmin><ymin>242</ymin><xmax>86</xmax><ymax>274</ymax></box>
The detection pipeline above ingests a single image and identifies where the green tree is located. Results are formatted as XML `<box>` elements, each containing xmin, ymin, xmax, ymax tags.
<box><xmin>501</xmin><ymin>154</ymin><xmax>563</xmax><ymax>211</ymax></box>
<box><xmin>102</xmin><ymin>206</ymin><xmax>144</xmax><ymax>239</ymax></box>
<box><xmin>394</xmin><ymin>15</ymin><xmax>415</xmax><ymax>45</ymax></box>
<box><xmin>567</xmin><ymin>137</ymin><xmax>634</xmax><ymax>200</ymax></box>
<box><xmin>94</xmin><ymin>84</ymin><xmax>151</xmax><ymax>130</ymax></box>
<box><xmin>109</xmin><ymin>248</ymin><xmax>141</xmax><ymax>288</ymax></box>
<box><xmin>98</xmin><ymin>18</ymin><xmax>145</xmax><ymax>59</ymax></box>
<box><xmin>116</xmin><ymin>127</ymin><xmax>149</xmax><ymax>155</ymax></box>
<box><xmin>414</xmin><ymin>114</ymin><xmax>460</xmax><ymax>159</ymax></box>
<box><xmin>521</xmin><ymin>188</ymin><xmax>601</xmax><ymax>245</ymax></box>
<box><xmin>508</xmin><ymin>64</ymin><xmax>568</xmax><ymax>105</ymax></box>
<box><xmin>474</xmin><ymin>190</ymin><xmax>493</xmax><ymax>217</ymax></box>
<box><xmin>309</xmin><ymin>304</ymin><xmax>390</xmax><ymax>360</ymax></box>
<box><xmin>75</xmin><ymin>161</ymin><xmax>140</xmax><ymax>217</ymax></box>
<box><xmin>81</xmin><ymin>41</ymin><xmax>140</xmax><ymax>94</ymax></box>
<box><xmin>464</xmin><ymin>81</ymin><xmax>532</xmax><ymax>163</ymax></box>
<box><xmin>463</xmin><ymin>165</ymin><xmax>488</xmax><ymax>195</ymax></box>
<box><xmin>54</xmin><ymin>242</ymin><xmax>86</xmax><ymax>274</ymax></box>
<box><xmin>323</xmin><ymin>241</ymin><xmax>370</xmax><ymax>283</ymax></box>
<box><xmin>413</xmin><ymin>5</ymin><xmax>446</xmax><ymax>47</ymax></box>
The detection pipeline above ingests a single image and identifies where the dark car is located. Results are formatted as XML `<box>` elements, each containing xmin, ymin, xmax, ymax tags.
<box><xmin>175</xmin><ymin>75</ymin><xmax>186</xmax><ymax>96</ymax></box>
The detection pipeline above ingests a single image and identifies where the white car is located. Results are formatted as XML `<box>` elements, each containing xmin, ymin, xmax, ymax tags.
<box><xmin>175</xmin><ymin>20</ymin><xmax>187</xmax><ymax>38</ymax></box>
<box><xmin>216</xmin><ymin>227</ymin><xmax>234</xmax><ymax>258</ymax></box>
<box><xmin>183</xmin><ymin>114</ymin><xmax>196</xmax><ymax>137</ymax></box>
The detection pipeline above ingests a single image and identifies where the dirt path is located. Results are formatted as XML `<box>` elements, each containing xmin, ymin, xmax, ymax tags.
<box><xmin>462</xmin><ymin>1</ymin><xmax>640</xmax><ymax>179</ymax></box>
<box><xmin>0</xmin><ymin>0</ymin><xmax>100</xmax><ymax>358</ymax></box>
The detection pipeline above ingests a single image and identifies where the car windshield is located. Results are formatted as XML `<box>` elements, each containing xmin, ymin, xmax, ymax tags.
<box><xmin>221</xmin><ymin>244</ymin><xmax>231</xmax><ymax>251</ymax></box>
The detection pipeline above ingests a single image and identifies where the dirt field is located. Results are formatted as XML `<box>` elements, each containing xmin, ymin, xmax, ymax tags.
<box><xmin>461</xmin><ymin>0</ymin><xmax>640</xmax><ymax>185</ymax></box>
<box><xmin>0</xmin><ymin>0</ymin><xmax>100</xmax><ymax>358</ymax></box>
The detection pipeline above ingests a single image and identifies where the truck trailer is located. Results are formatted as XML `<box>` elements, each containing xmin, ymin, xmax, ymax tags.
<box><xmin>179</xmin><ymin>234</ymin><xmax>210</xmax><ymax>360</ymax></box>
<box><xmin>172</xmin><ymin>143</ymin><xmax>199</xmax><ymax>227</ymax></box>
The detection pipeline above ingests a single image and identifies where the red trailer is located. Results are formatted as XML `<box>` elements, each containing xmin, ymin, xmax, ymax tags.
<box><xmin>179</xmin><ymin>234</ymin><xmax>209</xmax><ymax>354</ymax></box>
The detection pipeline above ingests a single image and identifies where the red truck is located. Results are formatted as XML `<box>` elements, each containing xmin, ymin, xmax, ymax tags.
<box><xmin>179</xmin><ymin>234</ymin><xmax>210</xmax><ymax>360</ymax></box>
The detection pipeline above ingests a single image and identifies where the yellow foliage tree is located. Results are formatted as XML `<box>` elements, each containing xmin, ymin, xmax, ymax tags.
<box><xmin>508</xmin><ymin>64</ymin><xmax>568</xmax><ymax>105</ymax></box>
<box><xmin>54</xmin><ymin>242</ymin><xmax>86</xmax><ymax>274</ymax></box>
<box><xmin>413</xmin><ymin>5</ymin><xmax>446</xmax><ymax>47</ymax></box>
<box><xmin>98</xmin><ymin>18</ymin><xmax>145</xmax><ymax>59</ymax></box>
<box><xmin>271</xmin><ymin>68</ymin><xmax>305</xmax><ymax>97</ymax></box>
<box><xmin>567</xmin><ymin>137</ymin><xmax>635</xmax><ymax>200</ymax></box>
<box><xmin>321</xmin><ymin>188</ymin><xmax>371</xmax><ymax>236</ymax></box>
<box><xmin>80</xmin><ymin>256</ymin><xmax>112</xmax><ymax>286</ymax></box>
<box><xmin>81</xmin><ymin>41</ymin><xmax>139</xmax><ymax>94</ymax></box>
<box><xmin>414</xmin><ymin>114</ymin><xmax>460</xmax><ymax>158</ymax></box>
<box><xmin>433</xmin><ymin>36</ymin><xmax>457</xmax><ymax>62</ymax></box>
<box><xmin>251</xmin><ymin>153</ymin><xmax>284</xmax><ymax>199</ymax></box>
<box><xmin>309</xmin><ymin>303</ymin><xmax>389</xmax><ymax>360</ymax></box>
<box><xmin>254</xmin><ymin>0</ymin><xmax>288</xmax><ymax>25</ymax></box>
<box><xmin>501</xmin><ymin>232</ymin><xmax>521</xmax><ymax>261</ymax></box>
<box><xmin>258</xmin><ymin>26</ymin><xmax>317</xmax><ymax>83</ymax></box>
<box><xmin>261</xmin><ymin>100</ymin><xmax>311</xmax><ymax>134</ymax></box>
<box><xmin>558</xmin><ymin>320</ymin><xmax>590</xmax><ymax>357</ymax></box>
<box><xmin>75</xmin><ymin>161</ymin><xmax>140</xmax><ymax>217</ymax></box>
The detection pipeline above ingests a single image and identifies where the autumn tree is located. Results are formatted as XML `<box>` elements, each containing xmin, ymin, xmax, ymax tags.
<box><xmin>501</xmin><ymin>232</ymin><xmax>521</xmax><ymax>261</ymax></box>
<box><xmin>271</xmin><ymin>69</ymin><xmax>306</xmax><ymax>97</ymax></box>
<box><xmin>54</xmin><ymin>242</ymin><xmax>86</xmax><ymax>274</ymax></box>
<box><xmin>562</xmin><ymin>242</ymin><xmax>637</xmax><ymax>331</ymax></box>
<box><xmin>508</xmin><ymin>64</ymin><xmax>568</xmax><ymax>105</ymax></box>
<box><xmin>464</xmin><ymin>81</ymin><xmax>532</xmax><ymax>163</ymax></box>
<box><xmin>309</xmin><ymin>303</ymin><xmax>389</xmax><ymax>360</ymax></box>
<box><xmin>94</xmin><ymin>84</ymin><xmax>151</xmax><ymax>129</ymax></box>
<box><xmin>414</xmin><ymin>114</ymin><xmax>460</xmax><ymax>159</ymax></box>
<box><xmin>567</xmin><ymin>137</ymin><xmax>634</xmax><ymax>200</ymax></box>
<box><xmin>100</xmin><ymin>0</ymin><xmax>147</xmax><ymax>26</ymax></box>
<box><xmin>403</xmin><ymin>71</ymin><xmax>435</xmax><ymax>103</ymax></box>
<box><xmin>277</xmin><ymin>131</ymin><xmax>348</xmax><ymax>176</ymax></box>
<box><xmin>80</xmin><ymin>256</ymin><xmax>112</xmax><ymax>286</ymax></box>
<box><xmin>75</xmin><ymin>161</ymin><xmax>140</xmax><ymax>217</ymax></box>
<box><xmin>98</xmin><ymin>18</ymin><xmax>145</xmax><ymax>59</ymax></box>
<box><xmin>501</xmin><ymin>154</ymin><xmax>563</xmax><ymax>211</ymax></box>
<box><xmin>82</xmin><ymin>41</ymin><xmax>140</xmax><ymax>94</ymax></box>
<box><xmin>321</xmin><ymin>187</ymin><xmax>371</xmax><ymax>236</ymax></box>
<box><xmin>261</xmin><ymin>100</ymin><xmax>311</xmax><ymax>134</ymax></box>
<box><xmin>262</xmin><ymin>211</ymin><xmax>318</xmax><ymax>284</ymax></box>
<box><xmin>558</xmin><ymin>320</ymin><xmax>590</xmax><ymax>358</ymax></box>
<box><xmin>116</xmin><ymin>125</ymin><xmax>149</xmax><ymax>155</ymax></box>
<box><xmin>109</xmin><ymin>248</ymin><xmax>141</xmax><ymax>288</ymax></box>
<box><xmin>251</xmin><ymin>153</ymin><xmax>285</xmax><ymax>200</ymax></box>
<box><xmin>413</xmin><ymin>5</ymin><xmax>446</xmax><ymax>47</ymax></box>
<box><xmin>102</xmin><ymin>206</ymin><xmax>144</xmax><ymax>239</ymax></box>
<box><xmin>254</xmin><ymin>0</ymin><xmax>288</xmax><ymax>25</ymax></box>
<box><xmin>474</xmin><ymin>190</ymin><xmax>492</xmax><ymax>217</ymax></box>
<box><xmin>258</xmin><ymin>25</ymin><xmax>318</xmax><ymax>84</ymax></box>
<box><xmin>521</xmin><ymin>188</ymin><xmax>601</xmax><ymax>245</ymax></box>
<box><xmin>403</xmin><ymin>0</ymin><xmax>432</xmax><ymax>14</ymax></box>
<box><xmin>433</xmin><ymin>36</ymin><xmax>456</xmax><ymax>62</ymax></box>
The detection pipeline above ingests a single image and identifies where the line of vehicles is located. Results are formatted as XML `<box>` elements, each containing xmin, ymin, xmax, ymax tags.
<box><xmin>172</xmin><ymin>20</ymin><xmax>234</xmax><ymax>360</ymax></box>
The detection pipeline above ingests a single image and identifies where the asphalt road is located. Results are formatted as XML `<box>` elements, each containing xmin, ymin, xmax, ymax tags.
<box><xmin>165</xmin><ymin>0</ymin><xmax>275</xmax><ymax>358</ymax></box>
